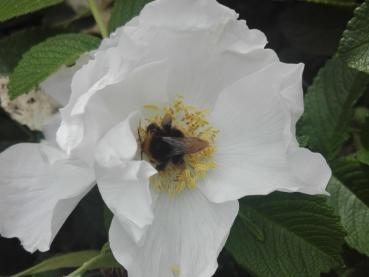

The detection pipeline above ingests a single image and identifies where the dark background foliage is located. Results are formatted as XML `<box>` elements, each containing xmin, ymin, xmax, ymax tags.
<box><xmin>0</xmin><ymin>0</ymin><xmax>367</xmax><ymax>276</ymax></box>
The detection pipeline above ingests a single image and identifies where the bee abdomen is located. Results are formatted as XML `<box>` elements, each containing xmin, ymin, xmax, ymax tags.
<box><xmin>149</xmin><ymin>136</ymin><xmax>174</xmax><ymax>162</ymax></box>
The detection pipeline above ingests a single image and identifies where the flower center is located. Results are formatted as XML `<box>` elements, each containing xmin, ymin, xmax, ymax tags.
<box><xmin>138</xmin><ymin>97</ymin><xmax>217</xmax><ymax>195</ymax></box>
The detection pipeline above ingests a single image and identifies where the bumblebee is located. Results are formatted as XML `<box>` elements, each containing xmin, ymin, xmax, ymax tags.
<box><xmin>140</xmin><ymin>114</ymin><xmax>209</xmax><ymax>171</ymax></box>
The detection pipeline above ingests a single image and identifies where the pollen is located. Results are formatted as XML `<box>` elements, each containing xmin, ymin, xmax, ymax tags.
<box><xmin>139</xmin><ymin>97</ymin><xmax>217</xmax><ymax>195</ymax></box>
<box><xmin>171</xmin><ymin>264</ymin><xmax>181</xmax><ymax>276</ymax></box>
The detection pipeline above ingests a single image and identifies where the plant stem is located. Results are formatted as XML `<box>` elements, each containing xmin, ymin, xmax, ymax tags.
<box><xmin>66</xmin><ymin>254</ymin><xmax>101</xmax><ymax>277</ymax></box>
<box><xmin>87</xmin><ymin>0</ymin><xmax>108</xmax><ymax>38</ymax></box>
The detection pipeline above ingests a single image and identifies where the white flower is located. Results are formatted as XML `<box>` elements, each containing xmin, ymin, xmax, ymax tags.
<box><xmin>0</xmin><ymin>63</ymin><xmax>90</xmax><ymax>252</ymax></box>
<box><xmin>0</xmin><ymin>0</ymin><xmax>331</xmax><ymax>276</ymax></box>
<box><xmin>0</xmin><ymin>75</ymin><xmax>60</xmax><ymax>131</ymax></box>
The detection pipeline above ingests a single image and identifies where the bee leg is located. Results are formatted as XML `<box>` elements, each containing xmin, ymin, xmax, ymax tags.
<box><xmin>137</xmin><ymin>122</ymin><xmax>143</xmax><ymax>160</ymax></box>
<box><xmin>172</xmin><ymin>155</ymin><xmax>185</xmax><ymax>169</ymax></box>
<box><xmin>147</xmin><ymin>123</ymin><xmax>165</xmax><ymax>136</ymax></box>
<box><xmin>156</xmin><ymin>161</ymin><xmax>168</xmax><ymax>171</ymax></box>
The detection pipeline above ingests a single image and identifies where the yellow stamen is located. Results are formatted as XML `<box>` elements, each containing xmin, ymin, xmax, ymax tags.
<box><xmin>141</xmin><ymin>97</ymin><xmax>217</xmax><ymax>195</ymax></box>
<box><xmin>171</xmin><ymin>264</ymin><xmax>181</xmax><ymax>276</ymax></box>
<box><xmin>144</xmin><ymin>104</ymin><xmax>161</xmax><ymax>112</ymax></box>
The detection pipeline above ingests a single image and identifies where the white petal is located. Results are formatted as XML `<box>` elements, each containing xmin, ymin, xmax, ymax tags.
<box><xmin>56</xmin><ymin>93</ymin><xmax>116</xmax><ymax>164</ymax></box>
<box><xmin>168</xmin><ymin>49</ymin><xmax>279</xmax><ymax>110</ymax></box>
<box><xmin>280</xmin><ymin>64</ymin><xmax>305</xmax><ymax>148</ymax></box>
<box><xmin>200</xmin><ymin>62</ymin><xmax>329</xmax><ymax>202</ymax></box>
<box><xmin>95</xmin><ymin>112</ymin><xmax>139</xmax><ymax>168</ymax></box>
<box><xmin>219</xmin><ymin>20</ymin><xmax>267</xmax><ymax>54</ymax></box>
<box><xmin>42</xmin><ymin>113</ymin><xmax>61</xmax><ymax>143</ymax></box>
<box><xmin>0</xmin><ymin>143</ymin><xmax>95</xmax><ymax>252</ymax></box>
<box><xmin>56</xmin><ymin>116</ymin><xmax>84</xmax><ymax>155</ymax></box>
<box><xmin>55</xmin><ymin>33</ymin><xmax>142</xmax><ymax>154</ymax></box>
<box><xmin>286</xmin><ymin>148</ymin><xmax>331</xmax><ymax>195</ymax></box>
<box><xmin>96</xmin><ymin>161</ymin><xmax>156</xmax><ymax>242</ymax></box>
<box><xmin>91</xmin><ymin>60</ymin><xmax>169</xmax><ymax>126</ymax></box>
<box><xmin>55</xmin><ymin>0</ymin><xmax>272</xmax><ymax>156</ymax></box>
<box><xmin>140</xmin><ymin>0</ymin><xmax>237</xmax><ymax>31</ymax></box>
<box><xmin>68</xmin><ymin>33</ymin><xmax>143</xmax><ymax>117</ymax></box>
<box><xmin>109</xmin><ymin>190</ymin><xmax>238</xmax><ymax>277</ymax></box>
<box><xmin>57</xmin><ymin>60</ymin><xmax>169</xmax><ymax>156</ymax></box>
<box><xmin>40</xmin><ymin>65</ymin><xmax>77</xmax><ymax>107</ymax></box>
<box><xmin>39</xmin><ymin>141</ymin><xmax>69</xmax><ymax>164</ymax></box>
<box><xmin>72</xmin><ymin>97</ymin><xmax>117</xmax><ymax>165</ymax></box>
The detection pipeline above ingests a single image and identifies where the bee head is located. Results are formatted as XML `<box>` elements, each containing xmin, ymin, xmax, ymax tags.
<box><xmin>146</xmin><ymin>123</ymin><xmax>162</xmax><ymax>135</ymax></box>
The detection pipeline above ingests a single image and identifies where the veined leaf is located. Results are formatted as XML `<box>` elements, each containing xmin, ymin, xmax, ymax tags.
<box><xmin>328</xmin><ymin>159</ymin><xmax>369</xmax><ymax>257</ymax></box>
<box><xmin>0</xmin><ymin>27</ymin><xmax>64</xmax><ymax>75</ymax></box>
<box><xmin>11</xmin><ymin>250</ymin><xmax>99</xmax><ymax>277</ymax></box>
<box><xmin>0</xmin><ymin>0</ymin><xmax>63</xmax><ymax>22</ymax></box>
<box><xmin>108</xmin><ymin>0</ymin><xmax>152</xmax><ymax>34</ymax></box>
<box><xmin>8</xmin><ymin>33</ymin><xmax>100</xmax><ymax>99</ymax></box>
<box><xmin>227</xmin><ymin>192</ymin><xmax>345</xmax><ymax>277</ymax></box>
<box><xmin>299</xmin><ymin>57</ymin><xmax>369</xmax><ymax>160</ymax></box>
<box><xmin>338</xmin><ymin>1</ymin><xmax>369</xmax><ymax>74</ymax></box>
<box><xmin>361</xmin><ymin>117</ymin><xmax>369</xmax><ymax>151</ymax></box>
<box><xmin>356</xmin><ymin>150</ymin><xmax>369</xmax><ymax>166</ymax></box>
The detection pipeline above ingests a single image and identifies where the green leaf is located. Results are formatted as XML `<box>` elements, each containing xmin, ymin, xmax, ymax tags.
<box><xmin>328</xmin><ymin>159</ymin><xmax>369</xmax><ymax>257</ymax></box>
<box><xmin>227</xmin><ymin>192</ymin><xmax>345</xmax><ymax>277</ymax></box>
<box><xmin>357</xmin><ymin>149</ymin><xmax>369</xmax><ymax>166</ymax></box>
<box><xmin>108</xmin><ymin>0</ymin><xmax>152</xmax><ymax>34</ymax></box>
<box><xmin>299</xmin><ymin>57</ymin><xmax>369</xmax><ymax>160</ymax></box>
<box><xmin>361</xmin><ymin>115</ymin><xmax>369</xmax><ymax>151</ymax></box>
<box><xmin>304</xmin><ymin>0</ymin><xmax>357</xmax><ymax>6</ymax></box>
<box><xmin>8</xmin><ymin>33</ymin><xmax>100</xmax><ymax>99</ymax></box>
<box><xmin>0</xmin><ymin>27</ymin><xmax>64</xmax><ymax>75</ymax></box>
<box><xmin>11</xmin><ymin>251</ymin><xmax>100</xmax><ymax>277</ymax></box>
<box><xmin>0</xmin><ymin>0</ymin><xmax>63</xmax><ymax>22</ymax></box>
<box><xmin>338</xmin><ymin>1</ymin><xmax>369</xmax><ymax>74</ymax></box>
<box><xmin>66</xmin><ymin>244</ymin><xmax>121</xmax><ymax>277</ymax></box>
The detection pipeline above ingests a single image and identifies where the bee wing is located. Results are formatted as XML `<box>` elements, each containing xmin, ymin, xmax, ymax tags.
<box><xmin>161</xmin><ymin>137</ymin><xmax>209</xmax><ymax>157</ymax></box>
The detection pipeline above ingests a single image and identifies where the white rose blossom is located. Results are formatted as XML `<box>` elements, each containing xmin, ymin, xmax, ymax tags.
<box><xmin>0</xmin><ymin>0</ymin><xmax>331</xmax><ymax>276</ymax></box>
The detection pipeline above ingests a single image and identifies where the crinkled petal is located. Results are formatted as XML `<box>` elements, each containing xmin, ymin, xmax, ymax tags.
<box><xmin>167</xmin><ymin>49</ymin><xmax>278</xmax><ymax>110</ymax></box>
<box><xmin>40</xmin><ymin>141</ymin><xmax>69</xmax><ymax>164</ymax></box>
<box><xmin>57</xmin><ymin>60</ymin><xmax>169</xmax><ymax>156</ymax></box>
<box><xmin>285</xmin><ymin>147</ymin><xmax>331</xmax><ymax>195</ymax></box>
<box><xmin>96</xmin><ymin>161</ymin><xmax>156</xmax><ymax>243</ymax></box>
<box><xmin>56</xmin><ymin>1</ymin><xmax>269</xmax><ymax>155</ymax></box>
<box><xmin>280</xmin><ymin>64</ymin><xmax>305</xmax><ymax>148</ymax></box>
<box><xmin>140</xmin><ymin>0</ymin><xmax>236</xmax><ymax>31</ymax></box>
<box><xmin>123</xmin><ymin>13</ymin><xmax>271</xmax><ymax>111</ymax></box>
<box><xmin>40</xmin><ymin>65</ymin><xmax>79</xmax><ymax>107</ymax></box>
<box><xmin>0</xmin><ymin>143</ymin><xmax>95</xmax><ymax>252</ymax></box>
<box><xmin>219</xmin><ymin>20</ymin><xmax>267</xmax><ymax>54</ymax></box>
<box><xmin>95</xmin><ymin>113</ymin><xmax>157</xmax><ymax>242</ymax></box>
<box><xmin>200</xmin><ymin>62</ymin><xmax>330</xmax><ymax>202</ymax></box>
<box><xmin>95</xmin><ymin>112</ymin><xmax>139</xmax><ymax>168</ymax></box>
<box><xmin>109</xmin><ymin>189</ymin><xmax>238</xmax><ymax>277</ymax></box>
<box><xmin>56</xmin><ymin>116</ymin><xmax>84</xmax><ymax>155</ymax></box>
<box><xmin>90</xmin><ymin>60</ymin><xmax>169</xmax><ymax>128</ymax></box>
<box><xmin>56</xmin><ymin>93</ymin><xmax>116</xmax><ymax>164</ymax></box>
<box><xmin>42</xmin><ymin>113</ymin><xmax>61</xmax><ymax>143</ymax></box>
<box><xmin>65</xmin><ymin>32</ymin><xmax>145</xmax><ymax>118</ymax></box>
<box><xmin>55</xmin><ymin>32</ymin><xmax>143</xmax><ymax>154</ymax></box>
